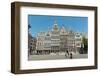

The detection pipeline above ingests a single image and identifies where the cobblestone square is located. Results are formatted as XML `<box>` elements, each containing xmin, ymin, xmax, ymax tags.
<box><xmin>28</xmin><ymin>53</ymin><xmax>88</xmax><ymax>60</ymax></box>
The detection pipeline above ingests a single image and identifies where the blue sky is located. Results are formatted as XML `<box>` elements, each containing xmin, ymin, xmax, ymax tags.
<box><xmin>28</xmin><ymin>15</ymin><xmax>88</xmax><ymax>37</ymax></box>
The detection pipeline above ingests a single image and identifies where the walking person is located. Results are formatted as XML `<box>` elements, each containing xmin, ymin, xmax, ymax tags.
<box><xmin>70</xmin><ymin>53</ymin><xmax>73</xmax><ymax>59</ymax></box>
<box><xmin>66</xmin><ymin>50</ymin><xmax>69</xmax><ymax>55</ymax></box>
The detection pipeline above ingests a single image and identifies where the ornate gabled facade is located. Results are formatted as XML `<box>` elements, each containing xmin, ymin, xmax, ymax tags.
<box><xmin>51</xmin><ymin>20</ymin><xmax>60</xmax><ymax>53</ymax></box>
<box><xmin>67</xmin><ymin>30</ymin><xmax>76</xmax><ymax>53</ymax></box>
<box><xmin>35</xmin><ymin>20</ymin><xmax>83</xmax><ymax>55</ymax></box>
<box><xmin>60</xmin><ymin>26</ymin><xmax>68</xmax><ymax>52</ymax></box>
<box><xmin>44</xmin><ymin>28</ymin><xmax>51</xmax><ymax>54</ymax></box>
<box><xmin>36</xmin><ymin>32</ymin><xmax>45</xmax><ymax>54</ymax></box>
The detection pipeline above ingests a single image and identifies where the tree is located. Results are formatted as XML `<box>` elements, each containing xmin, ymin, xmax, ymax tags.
<box><xmin>82</xmin><ymin>37</ymin><xmax>88</xmax><ymax>54</ymax></box>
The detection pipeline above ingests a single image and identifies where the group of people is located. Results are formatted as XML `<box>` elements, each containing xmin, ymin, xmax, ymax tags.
<box><xmin>65</xmin><ymin>51</ymin><xmax>73</xmax><ymax>59</ymax></box>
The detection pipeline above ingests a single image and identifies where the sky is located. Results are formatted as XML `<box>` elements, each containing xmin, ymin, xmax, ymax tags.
<box><xmin>28</xmin><ymin>15</ymin><xmax>88</xmax><ymax>37</ymax></box>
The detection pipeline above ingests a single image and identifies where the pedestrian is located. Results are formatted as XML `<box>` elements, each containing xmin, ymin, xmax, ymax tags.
<box><xmin>70</xmin><ymin>53</ymin><xmax>73</xmax><ymax>59</ymax></box>
<box><xmin>67</xmin><ymin>50</ymin><xmax>69</xmax><ymax>55</ymax></box>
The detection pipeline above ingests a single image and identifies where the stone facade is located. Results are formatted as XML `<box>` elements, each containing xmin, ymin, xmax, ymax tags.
<box><xmin>44</xmin><ymin>30</ymin><xmax>51</xmax><ymax>54</ymax></box>
<box><xmin>36</xmin><ymin>32</ymin><xmax>45</xmax><ymax>54</ymax></box>
<box><xmin>51</xmin><ymin>20</ymin><xmax>60</xmax><ymax>53</ymax></box>
<box><xmin>35</xmin><ymin>20</ymin><xmax>83</xmax><ymax>54</ymax></box>
<box><xmin>28</xmin><ymin>33</ymin><xmax>37</xmax><ymax>55</ymax></box>
<box><xmin>60</xmin><ymin>26</ymin><xmax>68</xmax><ymax>52</ymax></box>
<box><xmin>75</xmin><ymin>32</ymin><xmax>82</xmax><ymax>53</ymax></box>
<box><xmin>67</xmin><ymin>31</ymin><xmax>76</xmax><ymax>53</ymax></box>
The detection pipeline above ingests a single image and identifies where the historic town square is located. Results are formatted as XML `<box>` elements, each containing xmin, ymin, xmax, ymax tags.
<box><xmin>28</xmin><ymin>15</ymin><xmax>88</xmax><ymax>60</ymax></box>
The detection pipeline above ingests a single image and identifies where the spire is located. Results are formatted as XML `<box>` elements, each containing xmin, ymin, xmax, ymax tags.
<box><xmin>54</xmin><ymin>19</ymin><xmax>58</xmax><ymax>27</ymax></box>
<box><xmin>52</xmin><ymin>19</ymin><xmax>59</xmax><ymax>31</ymax></box>
<box><xmin>61</xmin><ymin>25</ymin><xmax>66</xmax><ymax>33</ymax></box>
<box><xmin>46</xmin><ymin>26</ymin><xmax>51</xmax><ymax>36</ymax></box>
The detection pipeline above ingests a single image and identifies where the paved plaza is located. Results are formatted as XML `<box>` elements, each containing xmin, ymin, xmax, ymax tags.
<box><xmin>28</xmin><ymin>53</ymin><xmax>88</xmax><ymax>60</ymax></box>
